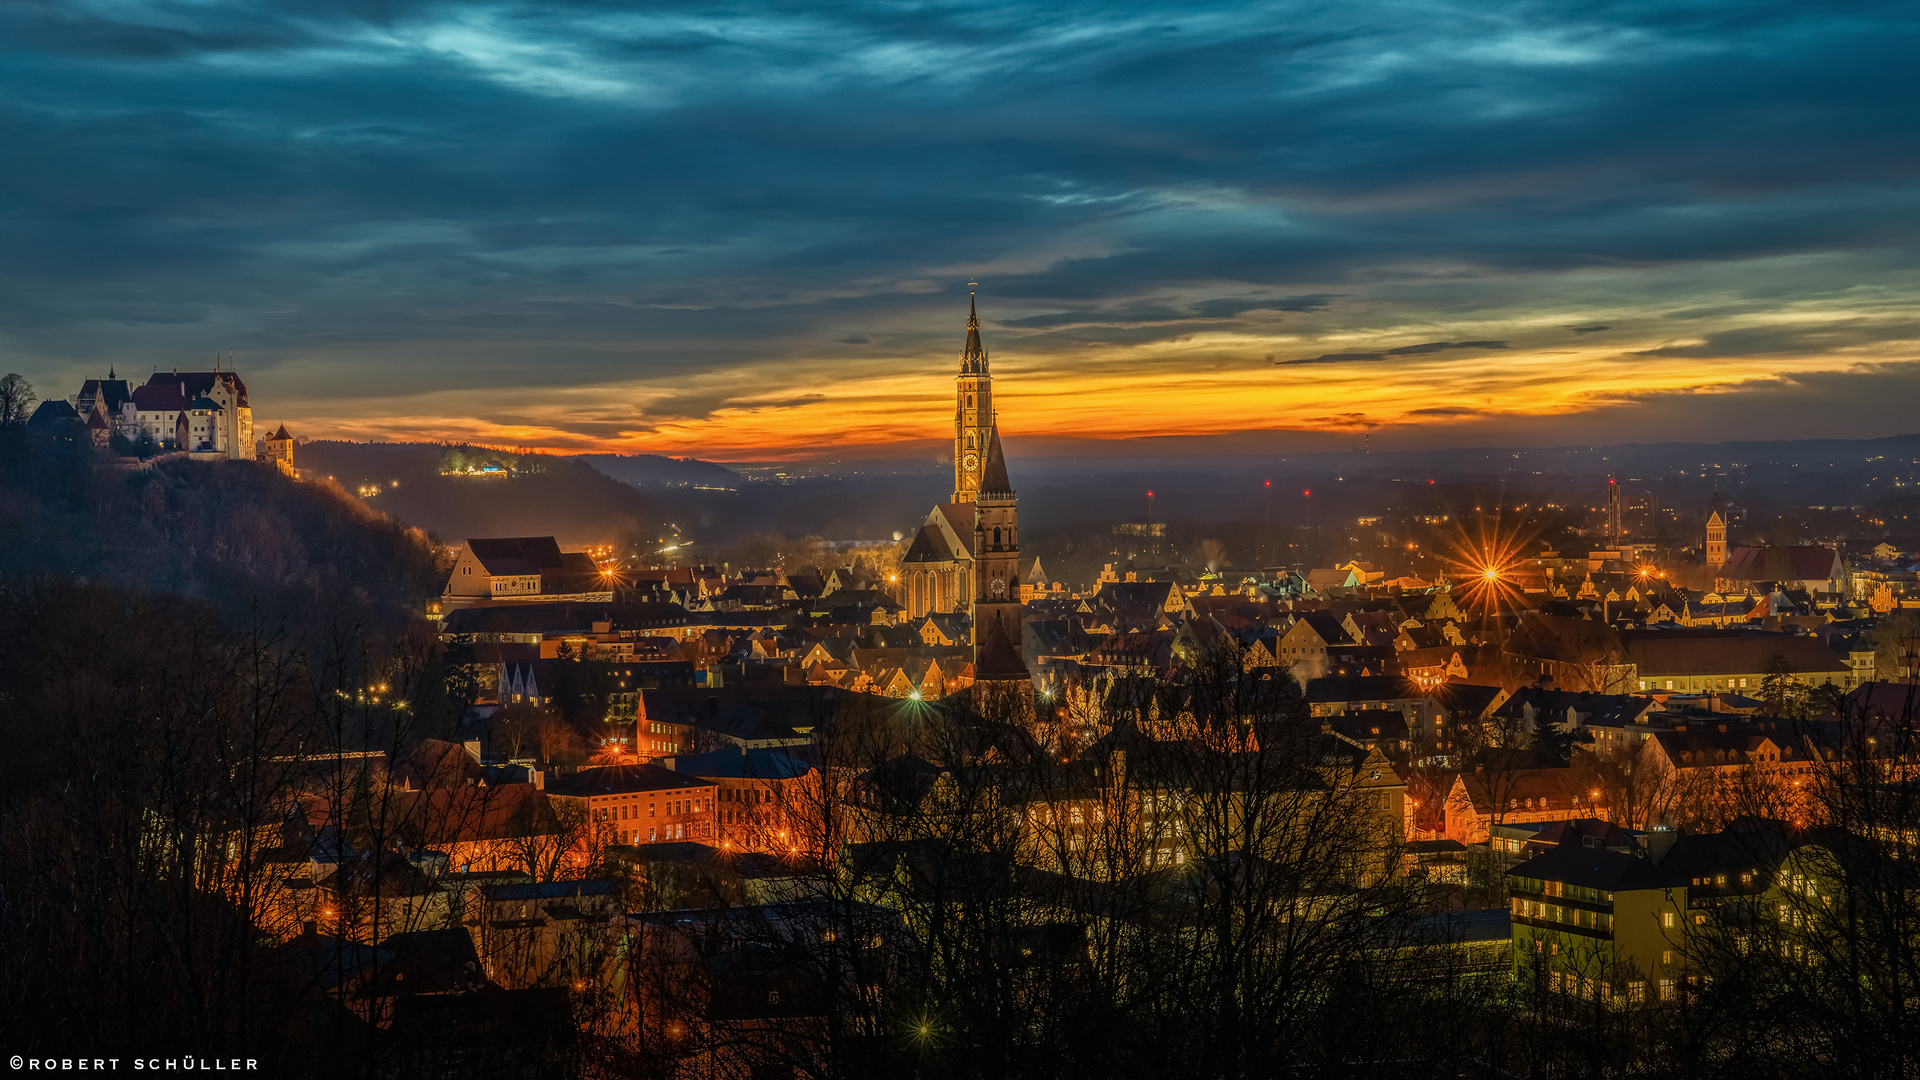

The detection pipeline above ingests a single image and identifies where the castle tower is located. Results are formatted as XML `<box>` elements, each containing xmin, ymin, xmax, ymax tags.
<box><xmin>952</xmin><ymin>290</ymin><xmax>995</xmax><ymax>504</ymax></box>
<box><xmin>1705</xmin><ymin>491</ymin><xmax>1728</xmax><ymax>569</ymax></box>
<box><xmin>265</xmin><ymin>424</ymin><xmax>296</xmax><ymax>476</ymax></box>
<box><xmin>972</xmin><ymin>422</ymin><xmax>1027</xmax><ymax>681</ymax></box>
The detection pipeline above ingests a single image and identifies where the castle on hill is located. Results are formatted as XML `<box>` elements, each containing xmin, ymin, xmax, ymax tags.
<box><xmin>64</xmin><ymin>359</ymin><xmax>292</xmax><ymax>468</ymax></box>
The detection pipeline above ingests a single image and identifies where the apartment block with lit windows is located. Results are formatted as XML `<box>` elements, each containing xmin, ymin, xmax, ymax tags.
<box><xmin>1508</xmin><ymin>839</ymin><xmax>1688</xmax><ymax>1004</ymax></box>
<box><xmin>665</xmin><ymin>746</ymin><xmax>822</xmax><ymax>855</ymax></box>
<box><xmin>1507</xmin><ymin>825</ymin><xmax>1786</xmax><ymax>1005</ymax></box>
<box><xmin>547</xmin><ymin>763</ymin><xmax>717</xmax><ymax>847</ymax></box>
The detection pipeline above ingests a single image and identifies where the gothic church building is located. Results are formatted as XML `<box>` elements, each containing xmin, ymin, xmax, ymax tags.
<box><xmin>901</xmin><ymin>295</ymin><xmax>1028</xmax><ymax>683</ymax></box>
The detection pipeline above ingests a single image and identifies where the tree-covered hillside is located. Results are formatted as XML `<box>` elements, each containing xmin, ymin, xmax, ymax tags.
<box><xmin>0</xmin><ymin>428</ymin><xmax>442</xmax><ymax>638</ymax></box>
<box><xmin>299</xmin><ymin>441</ymin><xmax>666</xmax><ymax>547</ymax></box>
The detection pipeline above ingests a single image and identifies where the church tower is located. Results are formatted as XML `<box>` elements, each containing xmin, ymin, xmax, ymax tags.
<box><xmin>1705</xmin><ymin>491</ymin><xmax>1728</xmax><ymax>569</ymax></box>
<box><xmin>953</xmin><ymin>291</ymin><xmax>995</xmax><ymax>504</ymax></box>
<box><xmin>972</xmin><ymin>422</ymin><xmax>1027</xmax><ymax>680</ymax></box>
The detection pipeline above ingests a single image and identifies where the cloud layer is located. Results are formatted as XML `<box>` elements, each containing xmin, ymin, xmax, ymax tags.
<box><xmin>2</xmin><ymin>0</ymin><xmax>1918</xmax><ymax>458</ymax></box>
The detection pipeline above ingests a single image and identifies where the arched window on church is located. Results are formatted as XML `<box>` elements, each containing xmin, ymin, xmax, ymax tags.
<box><xmin>993</xmin><ymin>526</ymin><xmax>1001</xmax><ymax>548</ymax></box>
<box><xmin>967</xmin><ymin>435</ymin><xmax>974</xmax><ymax>448</ymax></box>
<box><xmin>968</xmin><ymin>394</ymin><xmax>974</xmax><ymax>408</ymax></box>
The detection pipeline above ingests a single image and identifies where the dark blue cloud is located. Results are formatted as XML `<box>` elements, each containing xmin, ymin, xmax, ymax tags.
<box><xmin>1277</xmin><ymin>341</ymin><xmax>1507</xmax><ymax>365</ymax></box>
<box><xmin>0</xmin><ymin>0</ymin><xmax>1916</xmax><ymax>442</ymax></box>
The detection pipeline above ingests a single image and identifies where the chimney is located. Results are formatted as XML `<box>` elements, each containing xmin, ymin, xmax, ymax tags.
<box><xmin>532</xmin><ymin>767</ymin><xmax>545</xmax><ymax>791</ymax></box>
<box><xmin>1646</xmin><ymin>826</ymin><xmax>1679</xmax><ymax>865</ymax></box>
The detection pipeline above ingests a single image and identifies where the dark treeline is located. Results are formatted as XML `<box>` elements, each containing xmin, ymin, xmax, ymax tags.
<box><xmin>0</xmin><ymin>577</ymin><xmax>474</xmax><ymax>1074</ymax></box>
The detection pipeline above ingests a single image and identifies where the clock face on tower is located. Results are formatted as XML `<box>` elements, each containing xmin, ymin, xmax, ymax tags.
<box><xmin>989</xmin><ymin>577</ymin><xmax>1006</xmax><ymax>597</ymax></box>
<box><xmin>962</xmin><ymin>452</ymin><xmax>979</xmax><ymax>473</ymax></box>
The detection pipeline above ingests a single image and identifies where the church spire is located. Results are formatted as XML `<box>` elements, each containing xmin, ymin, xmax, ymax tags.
<box><xmin>960</xmin><ymin>283</ymin><xmax>987</xmax><ymax>373</ymax></box>
<box><xmin>979</xmin><ymin>421</ymin><xmax>1013</xmax><ymax>497</ymax></box>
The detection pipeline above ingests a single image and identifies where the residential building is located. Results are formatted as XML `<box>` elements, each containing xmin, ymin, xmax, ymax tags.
<box><xmin>1717</xmin><ymin>545</ymin><xmax>1844</xmax><ymax>596</ymax></box>
<box><xmin>1446</xmin><ymin>767</ymin><xmax>1610</xmax><ymax>845</ymax></box>
<box><xmin>1507</xmin><ymin>824</ymin><xmax>1785</xmax><ymax>1004</ymax></box>
<box><xmin>666</xmin><ymin>746</ymin><xmax>822</xmax><ymax>854</ymax></box>
<box><xmin>1507</xmin><ymin>839</ymin><xmax>1687</xmax><ymax>1003</ymax></box>
<box><xmin>442</xmin><ymin>536</ymin><xmax>615</xmax><ymax>611</ymax></box>
<box><xmin>547</xmin><ymin>762</ymin><xmax>718</xmax><ymax>848</ymax></box>
<box><xmin>1621</xmin><ymin>629</ymin><xmax>1853</xmax><ymax>693</ymax></box>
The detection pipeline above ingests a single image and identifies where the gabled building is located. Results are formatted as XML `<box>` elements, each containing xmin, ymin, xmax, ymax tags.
<box><xmin>126</xmin><ymin>365</ymin><xmax>255</xmax><ymax>458</ymax></box>
<box><xmin>1507</xmin><ymin>839</ymin><xmax>1687</xmax><ymax>1004</ymax></box>
<box><xmin>902</xmin><ymin>293</ymin><xmax>1029</xmax><ymax>694</ymax></box>
<box><xmin>1507</xmin><ymin>824</ymin><xmax>1788</xmax><ymax>1005</ymax></box>
<box><xmin>1718</xmin><ymin>545</ymin><xmax>1844</xmax><ymax>596</ymax></box>
<box><xmin>72</xmin><ymin>369</ymin><xmax>134</xmax><ymax>428</ymax></box>
<box><xmin>901</xmin><ymin>504</ymin><xmax>975</xmax><ymax>618</ymax></box>
<box><xmin>1276</xmin><ymin>612</ymin><xmax>1350</xmax><ymax>667</ymax></box>
<box><xmin>443</xmin><ymin>536</ymin><xmax>615</xmax><ymax>611</ymax></box>
<box><xmin>666</xmin><ymin>746</ymin><xmax>821</xmax><ymax>854</ymax></box>
<box><xmin>1089</xmin><ymin>579</ymin><xmax>1189</xmax><ymax>616</ymax></box>
<box><xmin>1445</xmin><ymin>767</ymin><xmax>1610</xmax><ymax>844</ymax></box>
<box><xmin>546</xmin><ymin>763</ymin><xmax>717</xmax><ymax>848</ymax></box>
<box><xmin>1620</xmin><ymin>628</ymin><xmax>1852</xmax><ymax>693</ymax></box>
<box><xmin>263</xmin><ymin>423</ymin><xmax>296</xmax><ymax>475</ymax></box>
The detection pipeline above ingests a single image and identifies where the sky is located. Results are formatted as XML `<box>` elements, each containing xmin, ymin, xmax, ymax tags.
<box><xmin>4</xmin><ymin>0</ymin><xmax>1919</xmax><ymax>462</ymax></box>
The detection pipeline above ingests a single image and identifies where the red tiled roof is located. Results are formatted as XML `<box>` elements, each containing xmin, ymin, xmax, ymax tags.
<box><xmin>130</xmin><ymin>385</ymin><xmax>189</xmax><ymax>412</ymax></box>
<box><xmin>391</xmin><ymin>784</ymin><xmax>555</xmax><ymax>845</ymax></box>
<box><xmin>547</xmin><ymin>762</ymin><xmax>713</xmax><ymax>797</ymax></box>
<box><xmin>1622</xmin><ymin>633</ymin><xmax>1847</xmax><ymax>678</ymax></box>
<box><xmin>1721</xmin><ymin>545</ymin><xmax>1840</xmax><ymax>584</ymax></box>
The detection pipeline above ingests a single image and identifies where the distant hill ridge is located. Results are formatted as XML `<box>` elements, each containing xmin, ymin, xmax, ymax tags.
<box><xmin>297</xmin><ymin>441</ymin><xmax>666</xmax><ymax>547</ymax></box>
<box><xmin>570</xmin><ymin>453</ymin><xmax>740</xmax><ymax>489</ymax></box>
